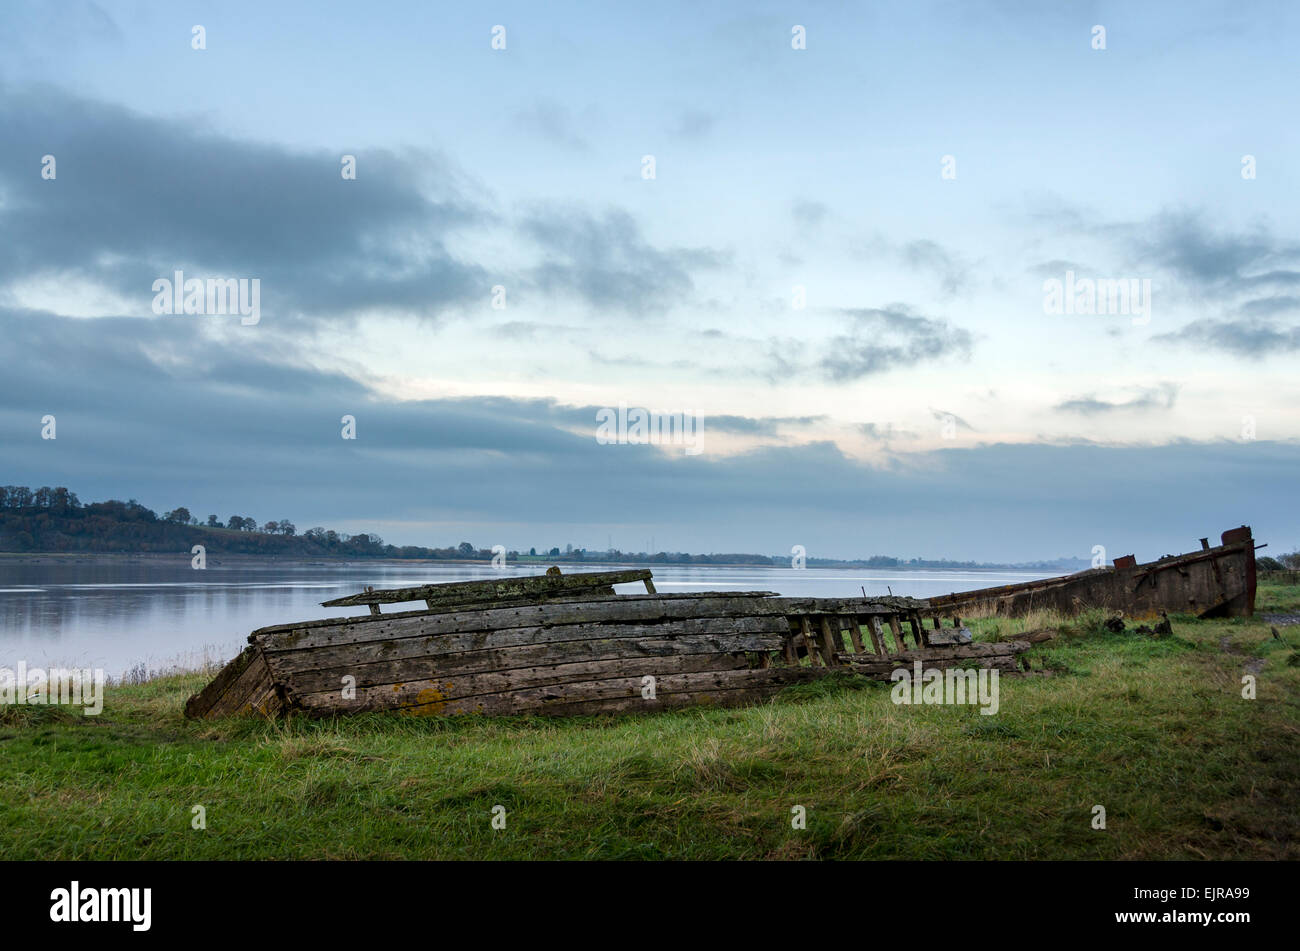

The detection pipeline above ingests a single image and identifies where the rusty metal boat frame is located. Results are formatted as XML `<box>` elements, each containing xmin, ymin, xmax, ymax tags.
<box><xmin>921</xmin><ymin>526</ymin><xmax>1259</xmax><ymax>622</ymax></box>
<box><xmin>185</xmin><ymin>567</ymin><xmax>1033</xmax><ymax>720</ymax></box>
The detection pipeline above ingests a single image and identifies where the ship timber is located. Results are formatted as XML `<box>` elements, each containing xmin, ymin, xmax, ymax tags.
<box><xmin>184</xmin><ymin>567</ymin><xmax>1027</xmax><ymax>719</ymax></box>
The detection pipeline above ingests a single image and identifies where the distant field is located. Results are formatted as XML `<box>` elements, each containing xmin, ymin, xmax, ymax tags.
<box><xmin>2</xmin><ymin>584</ymin><xmax>1298</xmax><ymax>860</ymax></box>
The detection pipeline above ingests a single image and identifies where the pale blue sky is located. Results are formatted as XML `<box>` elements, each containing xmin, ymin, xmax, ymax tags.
<box><xmin>2</xmin><ymin>1</ymin><xmax>1297</xmax><ymax>560</ymax></box>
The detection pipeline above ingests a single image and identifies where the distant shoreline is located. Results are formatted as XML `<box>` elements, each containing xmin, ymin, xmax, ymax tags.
<box><xmin>0</xmin><ymin>550</ymin><xmax>1061</xmax><ymax>573</ymax></box>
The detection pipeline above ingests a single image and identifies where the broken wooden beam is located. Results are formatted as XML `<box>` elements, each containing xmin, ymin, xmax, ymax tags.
<box><xmin>837</xmin><ymin>640</ymin><xmax>1034</xmax><ymax>679</ymax></box>
<box><xmin>320</xmin><ymin>567</ymin><xmax>655</xmax><ymax>608</ymax></box>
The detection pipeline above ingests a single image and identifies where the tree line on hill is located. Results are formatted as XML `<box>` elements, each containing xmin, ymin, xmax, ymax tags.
<box><xmin>0</xmin><ymin>486</ymin><xmax>460</xmax><ymax>559</ymax></box>
<box><xmin>8</xmin><ymin>485</ymin><xmax>1287</xmax><ymax>569</ymax></box>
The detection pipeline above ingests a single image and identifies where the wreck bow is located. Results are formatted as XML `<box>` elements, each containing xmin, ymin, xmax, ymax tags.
<box><xmin>184</xmin><ymin>568</ymin><xmax>1023</xmax><ymax>720</ymax></box>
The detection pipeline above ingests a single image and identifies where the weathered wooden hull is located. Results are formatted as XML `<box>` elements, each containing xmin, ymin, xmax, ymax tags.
<box><xmin>923</xmin><ymin>527</ymin><xmax>1258</xmax><ymax>621</ymax></box>
<box><xmin>185</xmin><ymin>572</ymin><xmax>1015</xmax><ymax>719</ymax></box>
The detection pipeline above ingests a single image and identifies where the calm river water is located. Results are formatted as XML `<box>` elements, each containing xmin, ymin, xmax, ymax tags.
<box><xmin>0</xmin><ymin>561</ymin><xmax>1048</xmax><ymax>676</ymax></box>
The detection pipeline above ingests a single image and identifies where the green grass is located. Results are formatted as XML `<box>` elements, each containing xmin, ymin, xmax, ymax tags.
<box><xmin>1258</xmin><ymin>581</ymin><xmax>1300</xmax><ymax>616</ymax></box>
<box><xmin>2</xmin><ymin>590</ymin><xmax>1298</xmax><ymax>860</ymax></box>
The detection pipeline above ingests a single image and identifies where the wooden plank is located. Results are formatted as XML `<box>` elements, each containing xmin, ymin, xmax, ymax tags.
<box><xmin>257</xmin><ymin>596</ymin><xmax>818</xmax><ymax>654</ymax></box>
<box><xmin>928</xmin><ymin>627</ymin><xmax>972</xmax><ymax>646</ymax></box>
<box><xmin>869</xmin><ymin>616</ymin><xmax>892</xmax><ymax>656</ymax></box>
<box><xmin>274</xmin><ymin>630</ymin><xmax>790</xmax><ymax>693</ymax></box>
<box><xmin>819</xmin><ymin>616</ymin><xmax>841</xmax><ymax>666</ymax></box>
<box><xmin>838</xmin><ymin>640</ymin><xmax>1032</xmax><ymax>667</ymax></box>
<box><xmin>845</xmin><ymin>615</ymin><xmax>866</xmax><ymax>653</ymax></box>
<box><xmin>204</xmin><ymin>649</ymin><xmax>274</xmax><ymax>719</ymax></box>
<box><xmin>777</xmin><ymin>596</ymin><xmax>928</xmax><ymax>616</ymax></box>
<box><xmin>799</xmin><ymin>617</ymin><xmax>821</xmax><ymax>666</ymax></box>
<box><xmin>320</xmin><ymin>568</ymin><xmax>654</xmax><ymax>607</ymax></box>
<box><xmin>440</xmin><ymin>681</ymin><xmax>824</xmax><ymax>718</ymax></box>
<box><xmin>479</xmin><ymin>670</ymin><xmax>828</xmax><ymax>716</ymax></box>
<box><xmin>184</xmin><ymin>646</ymin><xmax>258</xmax><ymax>719</ymax></box>
<box><xmin>296</xmin><ymin>665</ymin><xmax>827</xmax><ymax>717</ymax></box>
<box><xmin>910</xmin><ymin>613</ymin><xmax>929</xmax><ymax>648</ymax></box>
<box><xmin>781</xmin><ymin>625</ymin><xmax>799</xmax><ymax>665</ymax></box>
<box><xmin>364</xmin><ymin>586</ymin><xmax>624</xmax><ymax>613</ymax></box>
<box><xmin>838</xmin><ymin>618</ymin><xmax>853</xmax><ymax>655</ymax></box>
<box><xmin>539</xmin><ymin>687</ymin><xmax>784</xmax><ymax>717</ymax></box>
<box><xmin>864</xmin><ymin>614</ymin><xmax>886</xmax><ymax>655</ymax></box>
<box><xmin>468</xmin><ymin>665</ymin><xmax>826</xmax><ymax>709</ymax></box>
<box><xmin>254</xmin><ymin>593</ymin><xmax>916</xmax><ymax>640</ymax></box>
<box><xmin>843</xmin><ymin>655</ymin><xmax>1022</xmax><ymax>680</ymax></box>
<box><xmin>292</xmin><ymin>652</ymin><xmax>756</xmax><ymax>712</ymax></box>
<box><xmin>788</xmin><ymin>620</ymin><xmax>811</xmax><ymax>662</ymax></box>
<box><xmin>256</xmin><ymin>591</ymin><xmax>783</xmax><ymax>638</ymax></box>
<box><xmin>267</xmin><ymin>620</ymin><xmax>789</xmax><ymax>678</ymax></box>
<box><xmin>244</xmin><ymin>679</ymin><xmax>284</xmax><ymax>718</ymax></box>
<box><xmin>263</xmin><ymin>615</ymin><xmax>791</xmax><ymax>674</ymax></box>
<box><xmin>888</xmin><ymin>615</ymin><xmax>906</xmax><ymax>651</ymax></box>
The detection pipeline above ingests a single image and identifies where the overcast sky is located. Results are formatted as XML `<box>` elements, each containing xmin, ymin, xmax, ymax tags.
<box><xmin>1</xmin><ymin>1</ymin><xmax>1297</xmax><ymax>561</ymax></box>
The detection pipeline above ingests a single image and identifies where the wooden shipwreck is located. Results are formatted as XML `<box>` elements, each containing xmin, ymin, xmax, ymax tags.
<box><xmin>923</xmin><ymin>526</ymin><xmax>1259</xmax><ymax>622</ymax></box>
<box><xmin>185</xmin><ymin>568</ymin><xmax>1035</xmax><ymax>720</ymax></box>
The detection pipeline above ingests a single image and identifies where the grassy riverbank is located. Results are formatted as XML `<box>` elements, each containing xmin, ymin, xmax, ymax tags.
<box><xmin>3</xmin><ymin>585</ymin><xmax>1298</xmax><ymax>860</ymax></box>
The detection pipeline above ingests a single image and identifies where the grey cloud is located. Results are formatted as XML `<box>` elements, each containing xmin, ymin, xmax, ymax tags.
<box><xmin>856</xmin><ymin>234</ymin><xmax>973</xmax><ymax>295</ymax></box>
<box><xmin>1037</xmin><ymin>207</ymin><xmax>1300</xmax><ymax>303</ymax></box>
<box><xmin>0</xmin><ymin>83</ymin><xmax>719</xmax><ymax>325</ymax></box>
<box><xmin>497</xmin><ymin>320</ymin><xmax>588</xmax><ymax>339</ymax></box>
<box><xmin>1239</xmin><ymin>296</ymin><xmax>1300</xmax><ymax>318</ymax></box>
<box><xmin>1133</xmin><ymin>211</ymin><xmax>1300</xmax><ymax>291</ymax></box>
<box><xmin>497</xmin><ymin>321</ymin><xmax>545</xmax><ymax>339</ymax></box>
<box><xmin>819</xmin><ymin>307</ymin><xmax>974</xmax><ymax>381</ymax></box>
<box><xmin>761</xmin><ymin>336</ymin><xmax>808</xmax><ymax>382</ymax></box>
<box><xmin>791</xmin><ymin>199</ymin><xmax>829</xmax><ymax>229</ymax></box>
<box><xmin>0</xmin><ymin>1</ymin><xmax>122</xmax><ymax>55</ymax></box>
<box><xmin>586</xmin><ymin>350</ymin><xmax>703</xmax><ymax>371</ymax></box>
<box><xmin>1055</xmin><ymin>383</ymin><xmax>1179</xmax><ymax>415</ymax></box>
<box><xmin>708</xmin><ymin>414</ymin><xmax>827</xmax><ymax>436</ymax></box>
<box><xmin>1153</xmin><ymin>319</ymin><xmax>1300</xmax><ymax>357</ymax></box>
<box><xmin>1030</xmin><ymin>205</ymin><xmax>1300</xmax><ymax>357</ymax></box>
<box><xmin>929</xmin><ymin>409</ymin><xmax>974</xmax><ymax>431</ymax></box>
<box><xmin>1131</xmin><ymin>211</ymin><xmax>1299</xmax><ymax>313</ymax></box>
<box><xmin>0</xmin><ymin>84</ymin><xmax>489</xmax><ymax>324</ymax></box>
<box><xmin>514</xmin><ymin>99</ymin><xmax>591</xmax><ymax>151</ymax></box>
<box><xmin>670</xmin><ymin>109</ymin><xmax>717</xmax><ymax>139</ymax></box>
<box><xmin>859</xmin><ymin>423</ymin><xmax>919</xmax><ymax>442</ymax></box>
<box><xmin>1027</xmin><ymin>259</ymin><xmax>1088</xmax><ymax>279</ymax></box>
<box><xmin>2</xmin><ymin>307</ymin><xmax>1296</xmax><ymax>561</ymax></box>
<box><xmin>520</xmin><ymin>206</ymin><xmax>727</xmax><ymax>314</ymax></box>
<box><xmin>901</xmin><ymin>240</ymin><xmax>971</xmax><ymax>295</ymax></box>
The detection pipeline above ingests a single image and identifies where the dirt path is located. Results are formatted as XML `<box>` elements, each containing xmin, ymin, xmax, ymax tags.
<box><xmin>1219</xmin><ymin>635</ymin><xmax>1266</xmax><ymax>675</ymax></box>
<box><xmin>1262</xmin><ymin>613</ymin><xmax>1300</xmax><ymax>627</ymax></box>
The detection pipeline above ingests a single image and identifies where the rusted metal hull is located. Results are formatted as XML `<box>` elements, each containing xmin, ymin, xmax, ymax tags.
<box><xmin>923</xmin><ymin>527</ymin><xmax>1257</xmax><ymax>621</ymax></box>
<box><xmin>184</xmin><ymin>570</ymin><xmax>1023</xmax><ymax>720</ymax></box>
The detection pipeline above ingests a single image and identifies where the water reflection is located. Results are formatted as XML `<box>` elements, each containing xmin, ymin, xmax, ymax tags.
<box><xmin>0</xmin><ymin>561</ymin><xmax>1046</xmax><ymax>676</ymax></box>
